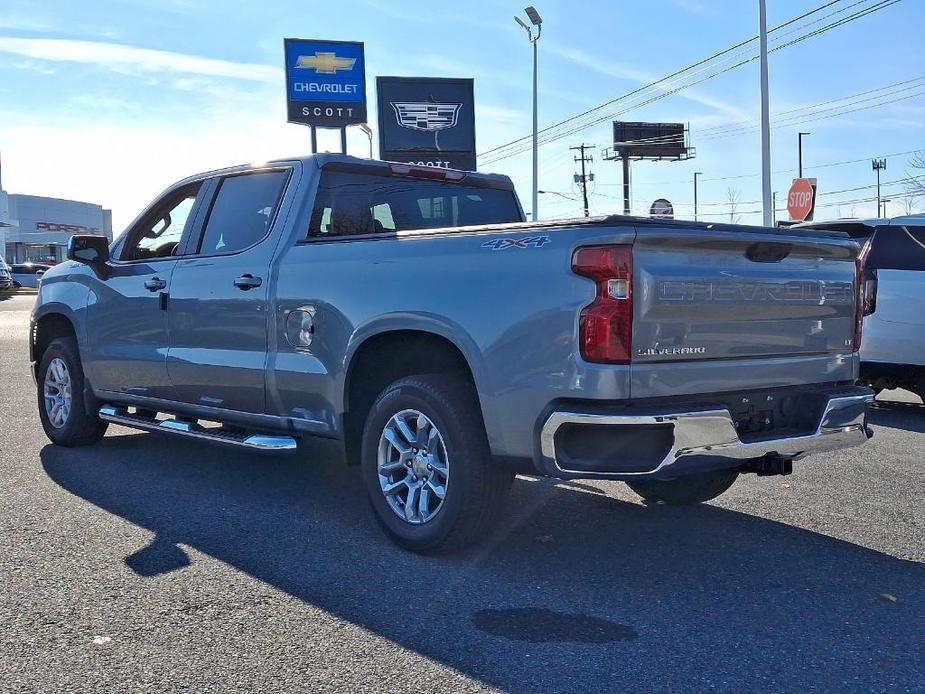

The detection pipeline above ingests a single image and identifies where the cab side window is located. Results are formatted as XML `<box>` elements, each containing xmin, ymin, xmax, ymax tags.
<box><xmin>121</xmin><ymin>184</ymin><xmax>202</xmax><ymax>261</ymax></box>
<box><xmin>306</xmin><ymin>170</ymin><xmax>522</xmax><ymax>238</ymax></box>
<box><xmin>196</xmin><ymin>171</ymin><xmax>289</xmax><ymax>256</ymax></box>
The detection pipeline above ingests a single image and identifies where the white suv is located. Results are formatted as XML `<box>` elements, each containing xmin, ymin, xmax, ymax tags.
<box><xmin>797</xmin><ymin>215</ymin><xmax>925</xmax><ymax>399</ymax></box>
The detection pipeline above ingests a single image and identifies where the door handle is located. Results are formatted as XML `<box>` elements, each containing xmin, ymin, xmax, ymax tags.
<box><xmin>234</xmin><ymin>274</ymin><xmax>263</xmax><ymax>290</ymax></box>
<box><xmin>144</xmin><ymin>277</ymin><xmax>167</xmax><ymax>292</ymax></box>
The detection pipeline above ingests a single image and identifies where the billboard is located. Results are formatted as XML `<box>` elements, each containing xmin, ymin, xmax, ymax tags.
<box><xmin>377</xmin><ymin>77</ymin><xmax>476</xmax><ymax>170</ymax></box>
<box><xmin>284</xmin><ymin>38</ymin><xmax>366</xmax><ymax>127</ymax></box>
<box><xmin>612</xmin><ymin>122</ymin><xmax>689</xmax><ymax>159</ymax></box>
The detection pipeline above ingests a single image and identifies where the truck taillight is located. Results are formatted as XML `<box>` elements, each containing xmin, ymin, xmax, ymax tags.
<box><xmin>854</xmin><ymin>239</ymin><xmax>878</xmax><ymax>351</ymax></box>
<box><xmin>572</xmin><ymin>245</ymin><xmax>633</xmax><ymax>364</ymax></box>
<box><xmin>388</xmin><ymin>163</ymin><xmax>466</xmax><ymax>182</ymax></box>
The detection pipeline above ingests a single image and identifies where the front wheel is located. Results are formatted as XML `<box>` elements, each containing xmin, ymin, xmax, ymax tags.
<box><xmin>360</xmin><ymin>375</ymin><xmax>512</xmax><ymax>553</ymax></box>
<box><xmin>626</xmin><ymin>469</ymin><xmax>738</xmax><ymax>506</ymax></box>
<box><xmin>37</xmin><ymin>337</ymin><xmax>108</xmax><ymax>446</ymax></box>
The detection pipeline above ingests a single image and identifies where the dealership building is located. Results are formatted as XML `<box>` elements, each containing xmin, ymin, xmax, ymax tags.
<box><xmin>0</xmin><ymin>187</ymin><xmax>112</xmax><ymax>264</ymax></box>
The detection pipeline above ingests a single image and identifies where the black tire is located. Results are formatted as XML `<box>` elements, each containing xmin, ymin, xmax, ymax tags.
<box><xmin>360</xmin><ymin>375</ymin><xmax>513</xmax><ymax>554</ymax></box>
<box><xmin>626</xmin><ymin>469</ymin><xmax>738</xmax><ymax>506</ymax></box>
<box><xmin>12</xmin><ymin>281</ymin><xmax>22</xmax><ymax>289</ymax></box>
<box><xmin>37</xmin><ymin>337</ymin><xmax>108</xmax><ymax>446</ymax></box>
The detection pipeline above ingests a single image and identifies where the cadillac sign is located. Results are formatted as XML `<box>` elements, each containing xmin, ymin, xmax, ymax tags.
<box><xmin>392</xmin><ymin>102</ymin><xmax>463</xmax><ymax>132</ymax></box>
<box><xmin>285</xmin><ymin>38</ymin><xmax>367</xmax><ymax>127</ymax></box>
<box><xmin>377</xmin><ymin>77</ymin><xmax>476</xmax><ymax>170</ymax></box>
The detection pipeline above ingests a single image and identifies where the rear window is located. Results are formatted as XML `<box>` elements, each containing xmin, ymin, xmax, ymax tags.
<box><xmin>795</xmin><ymin>222</ymin><xmax>875</xmax><ymax>239</ymax></box>
<box><xmin>866</xmin><ymin>226</ymin><xmax>925</xmax><ymax>271</ymax></box>
<box><xmin>307</xmin><ymin>171</ymin><xmax>522</xmax><ymax>238</ymax></box>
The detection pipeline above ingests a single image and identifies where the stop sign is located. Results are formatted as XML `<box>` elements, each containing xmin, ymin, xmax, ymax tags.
<box><xmin>787</xmin><ymin>178</ymin><xmax>816</xmax><ymax>222</ymax></box>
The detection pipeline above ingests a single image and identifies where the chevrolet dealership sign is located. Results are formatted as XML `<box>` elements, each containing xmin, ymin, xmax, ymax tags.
<box><xmin>285</xmin><ymin>39</ymin><xmax>366</xmax><ymax>127</ymax></box>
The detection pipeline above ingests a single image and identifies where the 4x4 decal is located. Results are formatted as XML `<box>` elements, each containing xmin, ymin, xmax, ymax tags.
<box><xmin>481</xmin><ymin>235</ymin><xmax>551</xmax><ymax>251</ymax></box>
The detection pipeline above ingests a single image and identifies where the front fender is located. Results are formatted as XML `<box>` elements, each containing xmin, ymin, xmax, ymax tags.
<box><xmin>31</xmin><ymin>275</ymin><xmax>92</xmax><ymax>371</ymax></box>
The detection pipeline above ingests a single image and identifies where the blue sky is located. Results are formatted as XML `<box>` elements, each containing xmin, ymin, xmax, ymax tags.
<box><xmin>1</xmin><ymin>0</ymin><xmax>922</xmax><ymax>231</ymax></box>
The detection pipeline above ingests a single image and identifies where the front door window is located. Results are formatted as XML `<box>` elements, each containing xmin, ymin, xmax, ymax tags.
<box><xmin>122</xmin><ymin>185</ymin><xmax>201</xmax><ymax>261</ymax></box>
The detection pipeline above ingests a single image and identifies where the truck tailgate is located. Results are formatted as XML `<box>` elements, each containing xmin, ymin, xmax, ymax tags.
<box><xmin>633</xmin><ymin>228</ymin><xmax>858</xmax><ymax>363</ymax></box>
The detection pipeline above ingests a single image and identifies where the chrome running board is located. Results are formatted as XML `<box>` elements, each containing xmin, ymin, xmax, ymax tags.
<box><xmin>98</xmin><ymin>405</ymin><xmax>298</xmax><ymax>451</ymax></box>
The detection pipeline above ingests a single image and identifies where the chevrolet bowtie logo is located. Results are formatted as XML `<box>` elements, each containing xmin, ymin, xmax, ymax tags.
<box><xmin>295</xmin><ymin>51</ymin><xmax>356</xmax><ymax>74</ymax></box>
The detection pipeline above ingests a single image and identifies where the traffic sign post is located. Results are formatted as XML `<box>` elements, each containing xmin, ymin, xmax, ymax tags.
<box><xmin>787</xmin><ymin>178</ymin><xmax>817</xmax><ymax>222</ymax></box>
<box><xmin>649</xmin><ymin>198</ymin><xmax>674</xmax><ymax>220</ymax></box>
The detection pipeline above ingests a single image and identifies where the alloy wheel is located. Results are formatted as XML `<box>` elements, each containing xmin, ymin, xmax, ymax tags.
<box><xmin>43</xmin><ymin>357</ymin><xmax>72</xmax><ymax>429</ymax></box>
<box><xmin>377</xmin><ymin>409</ymin><xmax>450</xmax><ymax>524</ymax></box>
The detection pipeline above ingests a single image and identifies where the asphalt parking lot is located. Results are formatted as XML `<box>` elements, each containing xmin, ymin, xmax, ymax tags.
<box><xmin>1</xmin><ymin>292</ymin><xmax>922</xmax><ymax>693</ymax></box>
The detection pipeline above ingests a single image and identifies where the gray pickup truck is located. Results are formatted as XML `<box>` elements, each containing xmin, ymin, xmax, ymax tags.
<box><xmin>31</xmin><ymin>154</ymin><xmax>873</xmax><ymax>552</ymax></box>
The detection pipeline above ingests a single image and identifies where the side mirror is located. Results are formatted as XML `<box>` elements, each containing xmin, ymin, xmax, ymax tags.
<box><xmin>67</xmin><ymin>235</ymin><xmax>110</xmax><ymax>265</ymax></box>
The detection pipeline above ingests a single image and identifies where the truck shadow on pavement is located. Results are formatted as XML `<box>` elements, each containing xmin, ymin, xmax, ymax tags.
<box><xmin>41</xmin><ymin>433</ymin><xmax>924</xmax><ymax>692</ymax></box>
<box><xmin>869</xmin><ymin>399</ymin><xmax>925</xmax><ymax>433</ymax></box>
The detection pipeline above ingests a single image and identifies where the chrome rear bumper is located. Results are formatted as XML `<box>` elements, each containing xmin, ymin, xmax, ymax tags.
<box><xmin>539</xmin><ymin>389</ymin><xmax>874</xmax><ymax>479</ymax></box>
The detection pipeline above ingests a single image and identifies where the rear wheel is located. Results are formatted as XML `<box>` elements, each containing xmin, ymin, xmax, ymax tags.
<box><xmin>360</xmin><ymin>375</ymin><xmax>512</xmax><ymax>553</ymax></box>
<box><xmin>37</xmin><ymin>337</ymin><xmax>108</xmax><ymax>446</ymax></box>
<box><xmin>626</xmin><ymin>469</ymin><xmax>738</xmax><ymax>506</ymax></box>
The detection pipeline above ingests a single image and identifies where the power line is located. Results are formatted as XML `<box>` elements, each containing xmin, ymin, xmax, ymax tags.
<box><xmin>477</xmin><ymin>0</ymin><xmax>850</xmax><ymax>159</ymax></box>
<box><xmin>698</xmin><ymin>74</ymin><xmax>925</xmax><ymax>135</ymax></box>
<box><xmin>479</xmin><ymin>0</ymin><xmax>903</xmax><ymax>165</ymax></box>
<box><xmin>484</xmin><ymin>4</ymin><xmax>898</xmax><ymax>164</ymax></box>
<box><xmin>597</xmin><ymin>146</ymin><xmax>925</xmax><ymax>186</ymax></box>
<box><xmin>591</xmin><ymin>176</ymin><xmax>912</xmax><ymax>210</ymax></box>
<box><xmin>593</xmin><ymin>79</ymin><xmax>925</xmax><ymax>149</ymax></box>
<box><xmin>699</xmin><ymin>82</ymin><xmax>925</xmax><ymax>140</ymax></box>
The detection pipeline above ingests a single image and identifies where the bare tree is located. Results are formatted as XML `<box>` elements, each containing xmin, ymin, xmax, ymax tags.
<box><xmin>908</xmin><ymin>151</ymin><xmax>925</xmax><ymax>196</ymax></box>
<box><xmin>902</xmin><ymin>190</ymin><xmax>921</xmax><ymax>215</ymax></box>
<box><xmin>901</xmin><ymin>151</ymin><xmax>925</xmax><ymax>215</ymax></box>
<box><xmin>726</xmin><ymin>187</ymin><xmax>741</xmax><ymax>224</ymax></box>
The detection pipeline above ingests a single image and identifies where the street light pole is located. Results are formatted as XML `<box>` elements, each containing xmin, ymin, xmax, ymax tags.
<box><xmin>532</xmin><ymin>38</ymin><xmax>538</xmax><ymax>221</ymax></box>
<box><xmin>798</xmin><ymin>131</ymin><xmax>810</xmax><ymax>178</ymax></box>
<box><xmin>758</xmin><ymin>0</ymin><xmax>773</xmax><ymax>226</ymax></box>
<box><xmin>693</xmin><ymin>171</ymin><xmax>703</xmax><ymax>221</ymax></box>
<box><xmin>516</xmin><ymin>7</ymin><xmax>543</xmax><ymax>221</ymax></box>
<box><xmin>359</xmin><ymin>124</ymin><xmax>374</xmax><ymax>159</ymax></box>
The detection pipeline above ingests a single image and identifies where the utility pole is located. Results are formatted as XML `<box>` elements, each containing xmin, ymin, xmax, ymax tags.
<box><xmin>798</xmin><ymin>132</ymin><xmax>810</xmax><ymax>178</ymax></box>
<box><xmin>758</xmin><ymin>0</ymin><xmax>773</xmax><ymax>226</ymax></box>
<box><xmin>873</xmin><ymin>158</ymin><xmax>887</xmax><ymax>217</ymax></box>
<box><xmin>571</xmin><ymin>144</ymin><xmax>595</xmax><ymax>217</ymax></box>
<box><xmin>693</xmin><ymin>171</ymin><xmax>703</xmax><ymax>221</ymax></box>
